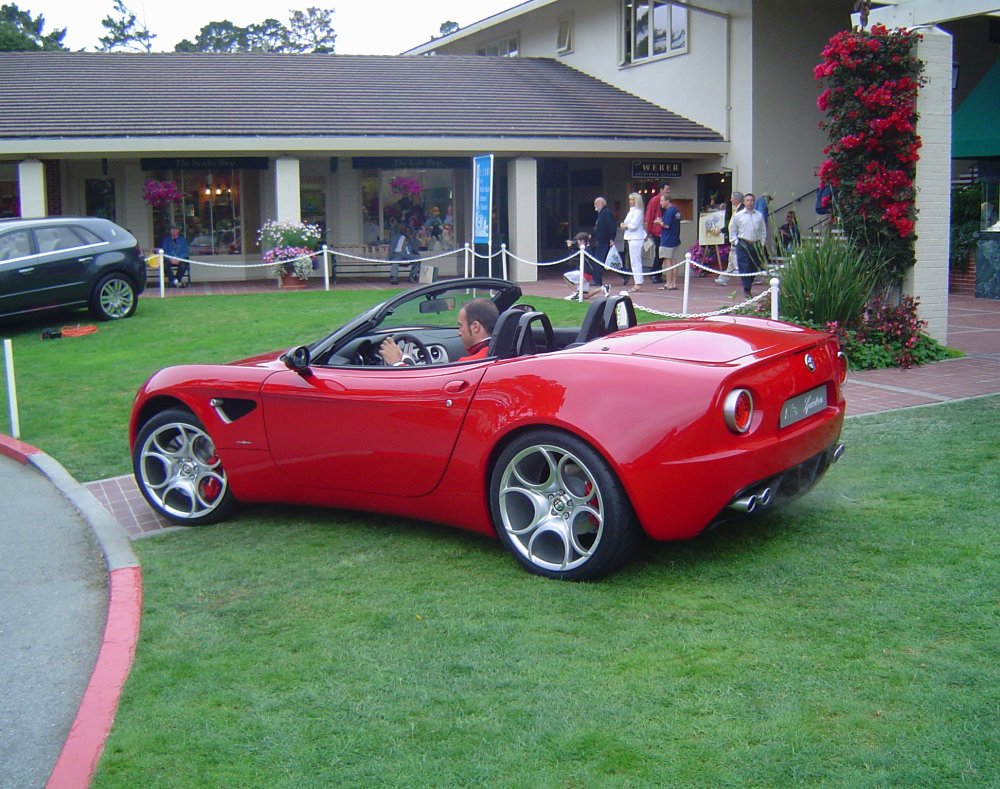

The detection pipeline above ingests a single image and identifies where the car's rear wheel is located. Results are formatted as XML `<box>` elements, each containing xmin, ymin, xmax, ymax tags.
<box><xmin>490</xmin><ymin>430</ymin><xmax>641</xmax><ymax>580</ymax></box>
<box><xmin>90</xmin><ymin>273</ymin><xmax>137</xmax><ymax>320</ymax></box>
<box><xmin>133</xmin><ymin>408</ymin><xmax>235</xmax><ymax>525</ymax></box>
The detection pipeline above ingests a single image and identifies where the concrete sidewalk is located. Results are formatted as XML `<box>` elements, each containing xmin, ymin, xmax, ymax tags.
<box><xmin>0</xmin><ymin>438</ymin><xmax>141</xmax><ymax>789</ymax></box>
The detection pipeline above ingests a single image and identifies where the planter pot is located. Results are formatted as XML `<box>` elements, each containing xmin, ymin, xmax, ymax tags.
<box><xmin>280</xmin><ymin>272</ymin><xmax>308</xmax><ymax>289</ymax></box>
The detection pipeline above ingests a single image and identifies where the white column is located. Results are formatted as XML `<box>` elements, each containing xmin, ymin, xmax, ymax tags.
<box><xmin>906</xmin><ymin>27</ymin><xmax>952</xmax><ymax>344</ymax></box>
<box><xmin>18</xmin><ymin>159</ymin><xmax>46</xmax><ymax>218</ymax></box>
<box><xmin>274</xmin><ymin>157</ymin><xmax>301</xmax><ymax>223</ymax></box>
<box><xmin>507</xmin><ymin>157</ymin><xmax>538</xmax><ymax>283</ymax></box>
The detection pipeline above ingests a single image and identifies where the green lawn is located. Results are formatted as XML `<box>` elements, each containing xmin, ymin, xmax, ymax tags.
<box><xmin>3</xmin><ymin>291</ymin><xmax>997</xmax><ymax>786</ymax></box>
<box><xmin>90</xmin><ymin>398</ymin><xmax>998</xmax><ymax>788</ymax></box>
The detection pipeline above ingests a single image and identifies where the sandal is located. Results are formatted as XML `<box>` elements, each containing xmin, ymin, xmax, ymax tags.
<box><xmin>630</xmin><ymin>285</ymin><xmax>642</xmax><ymax>293</ymax></box>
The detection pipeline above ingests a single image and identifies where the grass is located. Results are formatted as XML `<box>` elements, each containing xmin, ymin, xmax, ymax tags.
<box><xmin>87</xmin><ymin>397</ymin><xmax>999</xmax><ymax>787</ymax></box>
<box><xmin>3</xmin><ymin>289</ymin><xmax>997</xmax><ymax>786</ymax></box>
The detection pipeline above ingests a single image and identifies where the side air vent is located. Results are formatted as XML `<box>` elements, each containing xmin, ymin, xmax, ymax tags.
<box><xmin>209</xmin><ymin>398</ymin><xmax>257</xmax><ymax>424</ymax></box>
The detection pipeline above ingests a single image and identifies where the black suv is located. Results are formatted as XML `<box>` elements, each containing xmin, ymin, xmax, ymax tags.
<box><xmin>0</xmin><ymin>216</ymin><xmax>146</xmax><ymax>321</ymax></box>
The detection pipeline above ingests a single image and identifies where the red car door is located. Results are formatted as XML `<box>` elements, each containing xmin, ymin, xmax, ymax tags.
<box><xmin>260</xmin><ymin>362</ymin><xmax>489</xmax><ymax>497</ymax></box>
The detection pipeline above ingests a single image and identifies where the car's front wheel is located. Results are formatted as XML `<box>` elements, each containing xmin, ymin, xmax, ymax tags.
<box><xmin>133</xmin><ymin>408</ymin><xmax>235</xmax><ymax>525</ymax></box>
<box><xmin>90</xmin><ymin>273</ymin><xmax>137</xmax><ymax>320</ymax></box>
<box><xmin>490</xmin><ymin>430</ymin><xmax>641</xmax><ymax>580</ymax></box>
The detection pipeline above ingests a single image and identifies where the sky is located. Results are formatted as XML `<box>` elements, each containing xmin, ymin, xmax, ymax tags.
<box><xmin>22</xmin><ymin>0</ymin><xmax>521</xmax><ymax>54</ymax></box>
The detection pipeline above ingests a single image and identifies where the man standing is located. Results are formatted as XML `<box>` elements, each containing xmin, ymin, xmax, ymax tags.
<box><xmin>644</xmin><ymin>183</ymin><xmax>670</xmax><ymax>283</ymax></box>
<box><xmin>715</xmin><ymin>191</ymin><xmax>745</xmax><ymax>286</ymax></box>
<box><xmin>731</xmin><ymin>192</ymin><xmax>767</xmax><ymax>297</ymax></box>
<box><xmin>591</xmin><ymin>196</ymin><xmax>617</xmax><ymax>295</ymax></box>
<box><xmin>655</xmin><ymin>195</ymin><xmax>682</xmax><ymax>290</ymax></box>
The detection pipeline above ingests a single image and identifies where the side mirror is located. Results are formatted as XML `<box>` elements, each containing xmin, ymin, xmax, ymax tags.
<box><xmin>282</xmin><ymin>345</ymin><xmax>312</xmax><ymax>374</ymax></box>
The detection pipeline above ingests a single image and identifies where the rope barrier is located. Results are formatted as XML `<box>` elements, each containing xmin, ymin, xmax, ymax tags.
<box><xmin>146</xmin><ymin>244</ymin><xmax>781</xmax><ymax>320</ymax></box>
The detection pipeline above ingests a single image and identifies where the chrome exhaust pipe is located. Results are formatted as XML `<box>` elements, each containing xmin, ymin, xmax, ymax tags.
<box><xmin>756</xmin><ymin>487</ymin><xmax>773</xmax><ymax>508</ymax></box>
<box><xmin>832</xmin><ymin>443</ymin><xmax>846</xmax><ymax>463</ymax></box>
<box><xmin>729</xmin><ymin>494</ymin><xmax>756</xmax><ymax>513</ymax></box>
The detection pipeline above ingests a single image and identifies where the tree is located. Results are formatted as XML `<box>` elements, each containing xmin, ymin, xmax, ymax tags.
<box><xmin>0</xmin><ymin>3</ymin><xmax>66</xmax><ymax>50</ymax></box>
<box><xmin>439</xmin><ymin>21</ymin><xmax>459</xmax><ymax>37</ymax></box>
<box><xmin>286</xmin><ymin>7</ymin><xmax>336</xmax><ymax>53</ymax></box>
<box><xmin>99</xmin><ymin>0</ymin><xmax>155</xmax><ymax>53</ymax></box>
<box><xmin>244</xmin><ymin>19</ymin><xmax>289</xmax><ymax>52</ymax></box>
<box><xmin>175</xmin><ymin>21</ymin><xmax>247</xmax><ymax>53</ymax></box>
<box><xmin>172</xmin><ymin>8</ymin><xmax>336</xmax><ymax>54</ymax></box>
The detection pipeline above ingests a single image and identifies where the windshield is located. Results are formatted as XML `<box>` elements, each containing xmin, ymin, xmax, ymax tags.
<box><xmin>381</xmin><ymin>283</ymin><xmax>508</xmax><ymax>331</ymax></box>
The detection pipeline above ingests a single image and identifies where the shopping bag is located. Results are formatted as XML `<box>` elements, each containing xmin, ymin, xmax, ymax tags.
<box><xmin>605</xmin><ymin>245</ymin><xmax>624</xmax><ymax>271</ymax></box>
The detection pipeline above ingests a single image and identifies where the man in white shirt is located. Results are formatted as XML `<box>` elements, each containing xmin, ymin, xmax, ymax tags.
<box><xmin>731</xmin><ymin>192</ymin><xmax>767</xmax><ymax>296</ymax></box>
<box><xmin>716</xmin><ymin>191</ymin><xmax>744</xmax><ymax>285</ymax></box>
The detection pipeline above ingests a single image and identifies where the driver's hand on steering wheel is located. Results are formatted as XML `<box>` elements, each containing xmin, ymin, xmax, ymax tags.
<box><xmin>378</xmin><ymin>336</ymin><xmax>403</xmax><ymax>365</ymax></box>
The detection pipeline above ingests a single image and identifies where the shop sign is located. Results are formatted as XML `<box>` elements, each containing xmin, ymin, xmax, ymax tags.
<box><xmin>351</xmin><ymin>156</ymin><xmax>471</xmax><ymax>170</ymax></box>
<box><xmin>631</xmin><ymin>159</ymin><xmax>683</xmax><ymax>179</ymax></box>
<box><xmin>140</xmin><ymin>157</ymin><xmax>268</xmax><ymax>171</ymax></box>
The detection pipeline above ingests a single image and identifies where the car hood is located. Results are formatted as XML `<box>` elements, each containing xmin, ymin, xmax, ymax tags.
<box><xmin>595</xmin><ymin>317</ymin><xmax>825</xmax><ymax>365</ymax></box>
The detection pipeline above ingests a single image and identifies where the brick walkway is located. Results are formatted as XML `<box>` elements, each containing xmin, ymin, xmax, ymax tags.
<box><xmin>94</xmin><ymin>279</ymin><xmax>999</xmax><ymax>538</ymax></box>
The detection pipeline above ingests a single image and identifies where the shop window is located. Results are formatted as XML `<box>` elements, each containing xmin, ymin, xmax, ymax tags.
<box><xmin>148</xmin><ymin>169</ymin><xmax>242</xmax><ymax>255</ymax></box>
<box><xmin>477</xmin><ymin>35</ymin><xmax>519</xmax><ymax>57</ymax></box>
<box><xmin>301</xmin><ymin>179</ymin><xmax>327</xmax><ymax>241</ymax></box>
<box><xmin>363</xmin><ymin>169</ymin><xmax>456</xmax><ymax>253</ymax></box>
<box><xmin>85</xmin><ymin>178</ymin><xmax>116</xmax><ymax>221</ymax></box>
<box><xmin>621</xmin><ymin>0</ymin><xmax>688</xmax><ymax>66</ymax></box>
<box><xmin>0</xmin><ymin>180</ymin><xmax>17</xmax><ymax>218</ymax></box>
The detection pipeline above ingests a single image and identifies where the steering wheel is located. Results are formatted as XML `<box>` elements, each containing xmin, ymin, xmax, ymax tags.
<box><xmin>391</xmin><ymin>332</ymin><xmax>432</xmax><ymax>365</ymax></box>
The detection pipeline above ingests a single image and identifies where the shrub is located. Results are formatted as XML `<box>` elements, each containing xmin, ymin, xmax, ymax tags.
<box><xmin>778</xmin><ymin>234</ymin><xmax>879</xmax><ymax>327</ymax></box>
<box><xmin>825</xmin><ymin>295</ymin><xmax>954</xmax><ymax>369</ymax></box>
<box><xmin>950</xmin><ymin>184</ymin><xmax>980</xmax><ymax>271</ymax></box>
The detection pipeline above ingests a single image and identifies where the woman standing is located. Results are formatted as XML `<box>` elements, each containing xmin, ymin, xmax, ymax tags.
<box><xmin>620</xmin><ymin>192</ymin><xmax>647</xmax><ymax>292</ymax></box>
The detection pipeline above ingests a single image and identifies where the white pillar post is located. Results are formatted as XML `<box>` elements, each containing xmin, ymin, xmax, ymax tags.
<box><xmin>274</xmin><ymin>157</ymin><xmax>302</xmax><ymax>224</ymax></box>
<box><xmin>17</xmin><ymin>159</ymin><xmax>46</xmax><ymax>218</ymax></box>
<box><xmin>906</xmin><ymin>27</ymin><xmax>952</xmax><ymax>344</ymax></box>
<box><xmin>506</xmin><ymin>157</ymin><xmax>538</xmax><ymax>283</ymax></box>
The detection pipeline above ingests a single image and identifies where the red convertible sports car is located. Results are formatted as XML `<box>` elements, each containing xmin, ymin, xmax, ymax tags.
<box><xmin>130</xmin><ymin>277</ymin><xmax>847</xmax><ymax>580</ymax></box>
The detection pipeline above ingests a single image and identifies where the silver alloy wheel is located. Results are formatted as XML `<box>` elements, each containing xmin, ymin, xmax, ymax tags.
<box><xmin>99</xmin><ymin>277</ymin><xmax>135</xmax><ymax>319</ymax></box>
<box><xmin>496</xmin><ymin>443</ymin><xmax>605</xmax><ymax>572</ymax></box>
<box><xmin>137</xmin><ymin>419</ymin><xmax>228</xmax><ymax>520</ymax></box>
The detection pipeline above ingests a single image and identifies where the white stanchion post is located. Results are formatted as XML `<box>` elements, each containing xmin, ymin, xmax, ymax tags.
<box><xmin>770</xmin><ymin>277</ymin><xmax>780</xmax><ymax>320</ymax></box>
<box><xmin>681</xmin><ymin>253</ymin><xmax>692</xmax><ymax>316</ymax></box>
<box><xmin>322</xmin><ymin>245</ymin><xmax>330</xmax><ymax>291</ymax></box>
<box><xmin>156</xmin><ymin>248</ymin><xmax>165</xmax><ymax>298</ymax></box>
<box><xmin>3</xmin><ymin>338</ymin><xmax>19</xmax><ymax>439</ymax></box>
<box><xmin>501</xmin><ymin>243</ymin><xmax>508</xmax><ymax>281</ymax></box>
<box><xmin>577</xmin><ymin>246</ymin><xmax>586</xmax><ymax>301</ymax></box>
<box><xmin>464</xmin><ymin>243</ymin><xmax>471</xmax><ymax>279</ymax></box>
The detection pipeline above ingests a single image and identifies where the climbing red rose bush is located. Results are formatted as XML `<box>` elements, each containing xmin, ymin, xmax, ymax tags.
<box><xmin>815</xmin><ymin>24</ymin><xmax>924</xmax><ymax>285</ymax></box>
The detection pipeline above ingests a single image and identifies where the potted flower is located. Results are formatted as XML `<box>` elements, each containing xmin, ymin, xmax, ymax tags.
<box><xmin>264</xmin><ymin>246</ymin><xmax>316</xmax><ymax>287</ymax></box>
<box><xmin>257</xmin><ymin>220</ymin><xmax>322</xmax><ymax>287</ymax></box>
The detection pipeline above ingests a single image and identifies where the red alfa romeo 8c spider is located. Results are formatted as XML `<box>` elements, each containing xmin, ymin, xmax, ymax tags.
<box><xmin>130</xmin><ymin>278</ymin><xmax>847</xmax><ymax>580</ymax></box>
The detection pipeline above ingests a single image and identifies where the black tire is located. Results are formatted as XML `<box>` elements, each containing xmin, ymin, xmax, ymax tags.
<box><xmin>133</xmin><ymin>408</ymin><xmax>236</xmax><ymax>526</ymax></box>
<box><xmin>489</xmin><ymin>429</ymin><xmax>641</xmax><ymax>580</ymax></box>
<box><xmin>89</xmin><ymin>273</ymin><xmax>137</xmax><ymax>320</ymax></box>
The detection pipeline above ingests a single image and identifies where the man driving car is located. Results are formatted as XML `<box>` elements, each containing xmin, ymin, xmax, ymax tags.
<box><xmin>378</xmin><ymin>298</ymin><xmax>499</xmax><ymax>366</ymax></box>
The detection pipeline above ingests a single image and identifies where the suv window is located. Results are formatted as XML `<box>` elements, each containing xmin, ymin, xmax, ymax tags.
<box><xmin>35</xmin><ymin>225</ymin><xmax>97</xmax><ymax>254</ymax></box>
<box><xmin>0</xmin><ymin>229</ymin><xmax>33</xmax><ymax>261</ymax></box>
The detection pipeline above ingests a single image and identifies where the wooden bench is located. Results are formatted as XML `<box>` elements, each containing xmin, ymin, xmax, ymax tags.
<box><xmin>146</xmin><ymin>251</ymin><xmax>192</xmax><ymax>288</ymax></box>
<box><xmin>329</xmin><ymin>244</ymin><xmax>419</xmax><ymax>282</ymax></box>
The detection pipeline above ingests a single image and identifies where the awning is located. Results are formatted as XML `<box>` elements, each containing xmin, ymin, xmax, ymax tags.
<box><xmin>953</xmin><ymin>57</ymin><xmax>1000</xmax><ymax>159</ymax></box>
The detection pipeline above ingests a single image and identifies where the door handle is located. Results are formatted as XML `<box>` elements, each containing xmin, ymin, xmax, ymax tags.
<box><xmin>78</xmin><ymin>256</ymin><xmax>94</xmax><ymax>263</ymax></box>
<box><xmin>18</xmin><ymin>267</ymin><xmax>35</xmax><ymax>274</ymax></box>
<box><xmin>444</xmin><ymin>380</ymin><xmax>470</xmax><ymax>394</ymax></box>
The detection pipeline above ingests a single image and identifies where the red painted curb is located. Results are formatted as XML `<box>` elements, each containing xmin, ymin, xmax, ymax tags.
<box><xmin>46</xmin><ymin>565</ymin><xmax>143</xmax><ymax>789</ymax></box>
<box><xmin>0</xmin><ymin>433</ymin><xmax>41</xmax><ymax>463</ymax></box>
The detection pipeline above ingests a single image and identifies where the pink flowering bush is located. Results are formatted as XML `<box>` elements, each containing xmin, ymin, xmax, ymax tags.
<box><xmin>142</xmin><ymin>180</ymin><xmax>182</xmax><ymax>208</ymax></box>
<box><xmin>815</xmin><ymin>24</ymin><xmax>924</xmax><ymax>285</ymax></box>
<box><xmin>824</xmin><ymin>296</ymin><xmax>951</xmax><ymax>369</ymax></box>
<box><xmin>687</xmin><ymin>242</ymin><xmax>730</xmax><ymax>268</ymax></box>
<box><xmin>263</xmin><ymin>246</ymin><xmax>316</xmax><ymax>280</ymax></box>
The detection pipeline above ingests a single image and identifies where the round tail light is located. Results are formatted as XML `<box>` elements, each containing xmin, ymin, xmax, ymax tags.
<box><xmin>724</xmin><ymin>389</ymin><xmax>754</xmax><ymax>434</ymax></box>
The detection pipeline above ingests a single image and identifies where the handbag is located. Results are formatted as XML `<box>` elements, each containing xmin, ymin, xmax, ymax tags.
<box><xmin>605</xmin><ymin>245</ymin><xmax>624</xmax><ymax>271</ymax></box>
